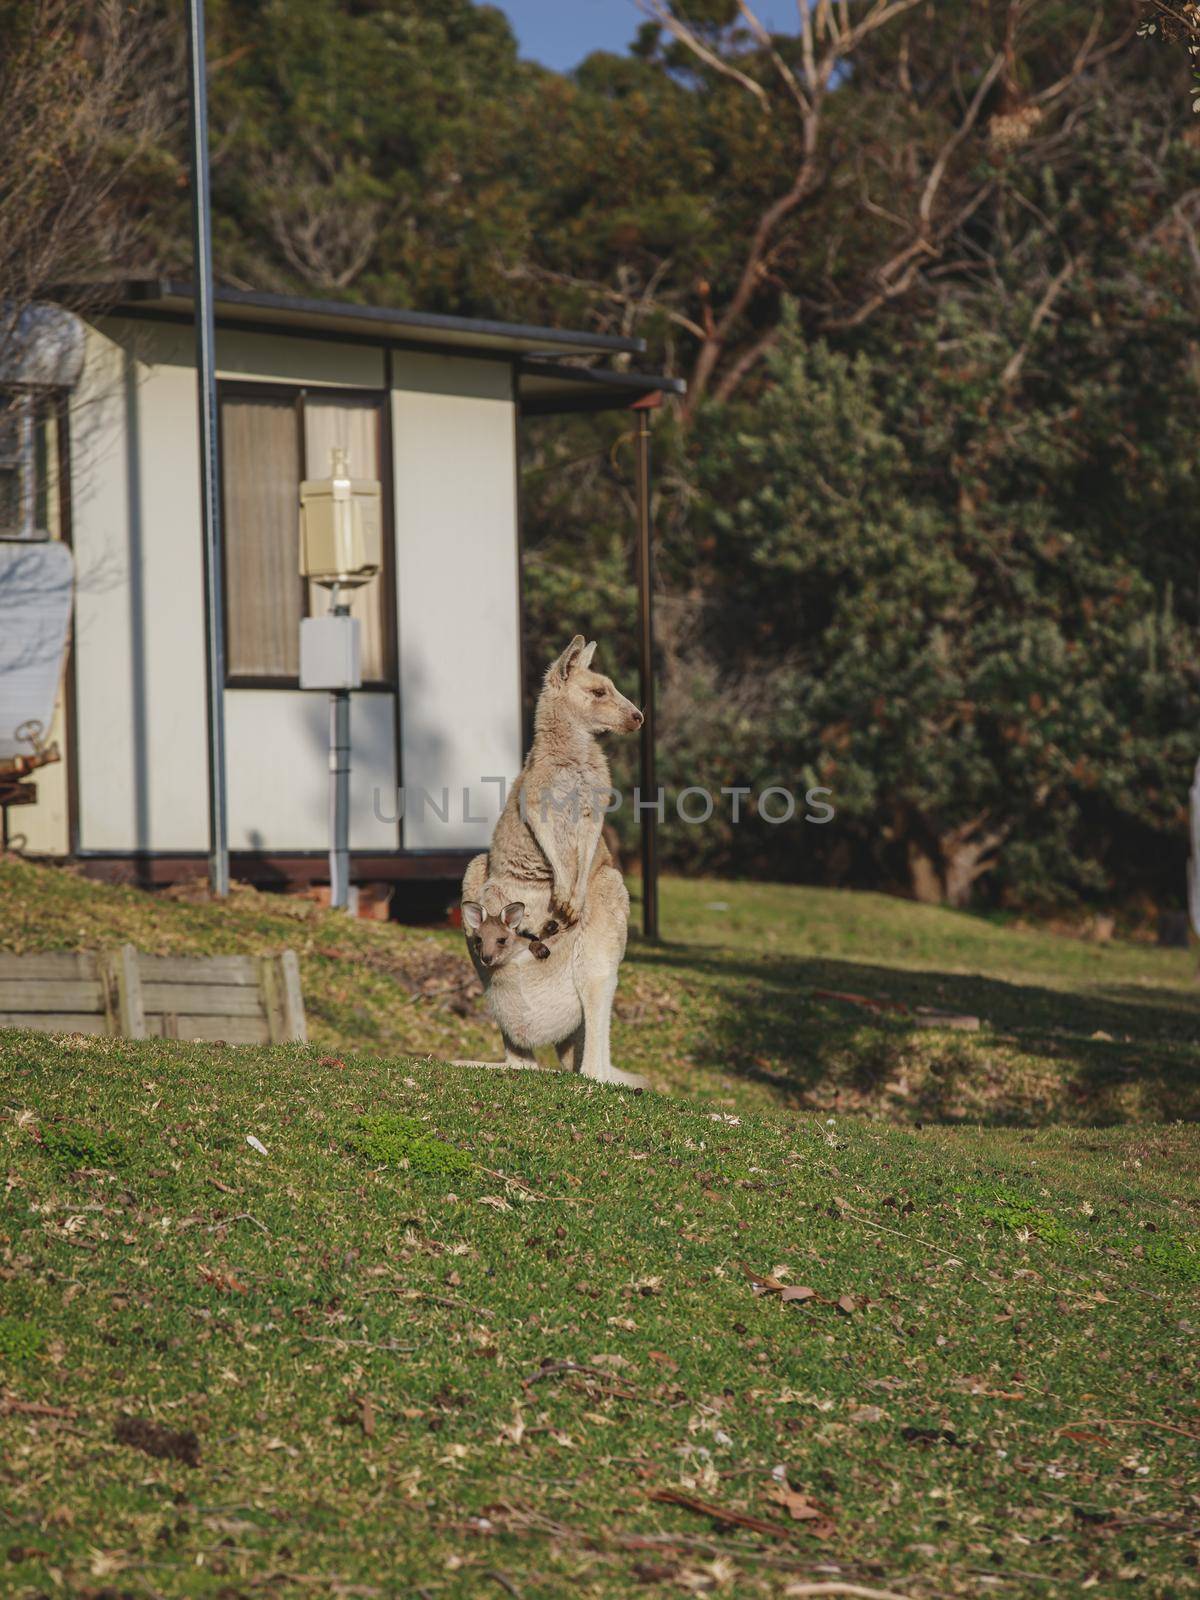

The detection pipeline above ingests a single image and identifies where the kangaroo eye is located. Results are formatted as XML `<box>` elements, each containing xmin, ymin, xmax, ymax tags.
<box><xmin>497</xmin><ymin>937</ymin><xmax>507</xmax><ymax>945</ymax></box>
<box><xmin>591</xmin><ymin>687</ymin><xmax>606</xmax><ymax>698</ymax></box>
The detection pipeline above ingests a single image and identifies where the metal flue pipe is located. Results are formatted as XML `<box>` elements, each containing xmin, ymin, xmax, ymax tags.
<box><xmin>184</xmin><ymin>0</ymin><xmax>229</xmax><ymax>897</ymax></box>
<box><xmin>633</xmin><ymin>395</ymin><xmax>660</xmax><ymax>942</ymax></box>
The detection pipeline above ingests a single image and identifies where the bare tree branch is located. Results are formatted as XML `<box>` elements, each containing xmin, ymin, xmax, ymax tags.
<box><xmin>1000</xmin><ymin>257</ymin><xmax>1078</xmax><ymax>387</ymax></box>
<box><xmin>636</xmin><ymin>0</ymin><xmax>770</xmax><ymax>103</ymax></box>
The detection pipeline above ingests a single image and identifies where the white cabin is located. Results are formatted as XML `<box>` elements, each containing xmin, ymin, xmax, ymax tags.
<box><xmin>0</xmin><ymin>281</ymin><xmax>679</xmax><ymax>903</ymax></box>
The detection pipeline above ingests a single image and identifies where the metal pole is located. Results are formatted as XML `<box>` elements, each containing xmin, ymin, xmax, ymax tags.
<box><xmin>184</xmin><ymin>0</ymin><xmax>229</xmax><ymax>898</ymax></box>
<box><xmin>633</xmin><ymin>398</ymin><xmax>659</xmax><ymax>942</ymax></box>
<box><xmin>329</xmin><ymin>599</ymin><xmax>351</xmax><ymax>911</ymax></box>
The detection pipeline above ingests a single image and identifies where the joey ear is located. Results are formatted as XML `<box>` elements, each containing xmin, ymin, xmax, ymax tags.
<box><xmin>578</xmin><ymin>641</ymin><xmax>597</xmax><ymax>671</ymax></box>
<box><xmin>501</xmin><ymin>901</ymin><xmax>526</xmax><ymax>929</ymax></box>
<box><xmin>462</xmin><ymin>902</ymin><xmax>484</xmax><ymax>932</ymax></box>
<box><xmin>549</xmin><ymin>634</ymin><xmax>587</xmax><ymax>682</ymax></box>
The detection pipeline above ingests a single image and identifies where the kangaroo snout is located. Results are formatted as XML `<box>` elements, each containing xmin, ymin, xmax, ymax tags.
<box><xmin>628</xmin><ymin>707</ymin><xmax>644</xmax><ymax>729</ymax></box>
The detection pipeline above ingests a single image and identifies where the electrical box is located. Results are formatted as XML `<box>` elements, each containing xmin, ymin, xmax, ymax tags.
<box><xmin>300</xmin><ymin>613</ymin><xmax>362</xmax><ymax>691</ymax></box>
<box><xmin>299</xmin><ymin>446</ymin><xmax>382</xmax><ymax>588</ymax></box>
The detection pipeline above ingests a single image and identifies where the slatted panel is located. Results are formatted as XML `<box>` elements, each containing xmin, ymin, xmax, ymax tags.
<box><xmin>0</xmin><ymin>980</ymin><xmax>104</xmax><ymax>1012</ymax></box>
<box><xmin>138</xmin><ymin>955</ymin><xmax>259</xmax><ymax>986</ymax></box>
<box><xmin>169</xmin><ymin>1014</ymin><xmax>271</xmax><ymax>1044</ymax></box>
<box><xmin>141</xmin><ymin>983</ymin><xmax>266</xmax><ymax>1018</ymax></box>
<box><xmin>0</xmin><ymin>953</ymin><xmax>100</xmax><ymax>981</ymax></box>
<box><xmin>0</xmin><ymin>949</ymin><xmax>303</xmax><ymax>1043</ymax></box>
<box><xmin>0</xmin><ymin>1012</ymin><xmax>108</xmax><ymax>1034</ymax></box>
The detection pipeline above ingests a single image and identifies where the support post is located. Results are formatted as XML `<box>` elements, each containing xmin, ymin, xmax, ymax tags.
<box><xmin>184</xmin><ymin>0</ymin><xmax>229</xmax><ymax>898</ymax></box>
<box><xmin>100</xmin><ymin>944</ymin><xmax>147</xmax><ymax>1039</ymax></box>
<box><xmin>633</xmin><ymin>395</ymin><xmax>660</xmax><ymax>942</ymax></box>
<box><xmin>329</xmin><ymin>601</ymin><xmax>351</xmax><ymax>912</ymax></box>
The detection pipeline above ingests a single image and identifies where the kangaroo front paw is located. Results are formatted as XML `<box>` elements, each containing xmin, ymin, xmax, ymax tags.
<box><xmin>540</xmin><ymin>919</ymin><xmax>560</xmax><ymax>938</ymax></box>
<box><xmin>530</xmin><ymin>940</ymin><xmax>551</xmax><ymax>961</ymax></box>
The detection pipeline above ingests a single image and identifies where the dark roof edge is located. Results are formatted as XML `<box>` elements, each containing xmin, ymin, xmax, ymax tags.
<box><xmin>519</xmin><ymin>357</ymin><xmax>685</xmax><ymax>394</ymax></box>
<box><xmin>113</xmin><ymin>277</ymin><xmax>648</xmax><ymax>357</ymax></box>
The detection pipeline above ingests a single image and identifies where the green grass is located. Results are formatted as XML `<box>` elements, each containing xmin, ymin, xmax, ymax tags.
<box><xmin>2</xmin><ymin>1037</ymin><xmax>1198</xmax><ymax>1598</ymax></box>
<box><xmin>1</xmin><ymin>857</ymin><xmax>1198</xmax><ymax>1124</ymax></box>
<box><xmin>1</xmin><ymin>858</ymin><xmax>1198</xmax><ymax>1596</ymax></box>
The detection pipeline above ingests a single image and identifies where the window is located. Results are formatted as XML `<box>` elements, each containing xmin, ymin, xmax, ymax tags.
<box><xmin>0</xmin><ymin>392</ymin><xmax>63</xmax><ymax>540</ymax></box>
<box><xmin>219</xmin><ymin>386</ymin><xmax>393</xmax><ymax>684</ymax></box>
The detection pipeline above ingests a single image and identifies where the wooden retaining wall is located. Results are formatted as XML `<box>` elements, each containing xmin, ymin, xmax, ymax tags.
<box><xmin>0</xmin><ymin>946</ymin><xmax>306</xmax><ymax>1043</ymax></box>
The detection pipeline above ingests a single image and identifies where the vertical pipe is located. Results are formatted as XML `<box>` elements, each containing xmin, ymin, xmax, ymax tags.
<box><xmin>184</xmin><ymin>0</ymin><xmax>229</xmax><ymax>897</ymax></box>
<box><xmin>329</xmin><ymin>599</ymin><xmax>352</xmax><ymax>911</ymax></box>
<box><xmin>634</xmin><ymin>401</ymin><xmax>659</xmax><ymax>942</ymax></box>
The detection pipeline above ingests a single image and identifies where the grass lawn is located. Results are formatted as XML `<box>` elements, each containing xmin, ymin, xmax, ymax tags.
<box><xmin>1</xmin><ymin>856</ymin><xmax>1198</xmax><ymax>1125</ymax></box>
<box><xmin>1</xmin><ymin>858</ymin><xmax>1198</xmax><ymax>1597</ymax></box>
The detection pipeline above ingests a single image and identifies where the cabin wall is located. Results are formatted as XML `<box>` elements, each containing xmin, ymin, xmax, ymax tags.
<box><xmin>391</xmin><ymin>353</ymin><xmax>523</xmax><ymax>850</ymax></box>
<box><xmin>49</xmin><ymin>318</ymin><xmax>521</xmax><ymax>862</ymax></box>
<box><xmin>68</xmin><ymin>319</ymin><xmax>210</xmax><ymax>852</ymax></box>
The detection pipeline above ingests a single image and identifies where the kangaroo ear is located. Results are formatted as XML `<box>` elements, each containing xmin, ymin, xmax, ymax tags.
<box><xmin>578</xmin><ymin>641</ymin><xmax>597</xmax><ymax>671</ymax></box>
<box><xmin>501</xmin><ymin>901</ymin><xmax>525</xmax><ymax>929</ymax></box>
<box><xmin>549</xmin><ymin>635</ymin><xmax>587</xmax><ymax>682</ymax></box>
<box><xmin>462</xmin><ymin>902</ymin><xmax>484</xmax><ymax>932</ymax></box>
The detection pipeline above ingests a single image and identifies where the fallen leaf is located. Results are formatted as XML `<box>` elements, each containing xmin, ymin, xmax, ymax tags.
<box><xmin>766</xmin><ymin>1482</ymin><xmax>836</xmax><ymax>1538</ymax></box>
<box><xmin>742</xmin><ymin>1264</ymin><xmax>788</xmax><ymax>1295</ymax></box>
<box><xmin>245</xmin><ymin>1135</ymin><xmax>269</xmax><ymax>1157</ymax></box>
<box><xmin>781</xmin><ymin>1285</ymin><xmax>817</xmax><ymax>1305</ymax></box>
<box><xmin>359</xmin><ymin>1396</ymin><xmax>375</xmax><ymax>1438</ymax></box>
<box><xmin>198</xmin><ymin>1264</ymin><xmax>248</xmax><ymax>1295</ymax></box>
<box><xmin>836</xmin><ymin>1294</ymin><xmax>858</xmax><ymax>1315</ymax></box>
<box><xmin>848</xmin><ymin>1404</ymin><xmax>885</xmax><ymax>1424</ymax></box>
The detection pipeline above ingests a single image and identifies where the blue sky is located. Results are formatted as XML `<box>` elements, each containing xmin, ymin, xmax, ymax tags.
<box><xmin>491</xmin><ymin>0</ymin><xmax>799</xmax><ymax>72</ymax></box>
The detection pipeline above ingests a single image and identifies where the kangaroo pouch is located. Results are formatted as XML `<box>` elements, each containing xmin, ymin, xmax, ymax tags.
<box><xmin>485</xmin><ymin>934</ymin><xmax>584</xmax><ymax>1051</ymax></box>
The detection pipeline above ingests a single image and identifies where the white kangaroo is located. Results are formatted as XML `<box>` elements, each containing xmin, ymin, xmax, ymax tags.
<box><xmin>458</xmin><ymin>636</ymin><xmax>646</xmax><ymax>1088</ymax></box>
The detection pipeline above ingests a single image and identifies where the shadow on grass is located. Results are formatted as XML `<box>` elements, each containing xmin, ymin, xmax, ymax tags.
<box><xmin>629</xmin><ymin>942</ymin><xmax>1200</xmax><ymax>1125</ymax></box>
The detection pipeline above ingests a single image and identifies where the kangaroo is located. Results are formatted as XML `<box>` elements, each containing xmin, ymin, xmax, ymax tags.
<box><xmin>491</xmin><ymin>634</ymin><xmax>642</xmax><ymax>930</ymax></box>
<box><xmin>461</xmin><ymin>897</ymin><xmax>552</xmax><ymax>968</ymax></box>
<box><xmin>458</xmin><ymin>636</ymin><xmax>646</xmax><ymax>1087</ymax></box>
<box><xmin>460</xmin><ymin>872</ymin><xmax>644</xmax><ymax>1086</ymax></box>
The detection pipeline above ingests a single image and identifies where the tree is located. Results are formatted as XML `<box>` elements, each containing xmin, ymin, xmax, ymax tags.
<box><xmin>505</xmin><ymin>0</ymin><xmax>1140</xmax><ymax>417</ymax></box>
<box><xmin>0</xmin><ymin>0</ymin><xmax>176</xmax><ymax>352</ymax></box>
<box><xmin>685</xmin><ymin>185</ymin><xmax>1200</xmax><ymax>908</ymax></box>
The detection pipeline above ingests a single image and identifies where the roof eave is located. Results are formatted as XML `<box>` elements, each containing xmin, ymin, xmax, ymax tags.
<box><xmin>106</xmin><ymin>277</ymin><xmax>648</xmax><ymax>360</ymax></box>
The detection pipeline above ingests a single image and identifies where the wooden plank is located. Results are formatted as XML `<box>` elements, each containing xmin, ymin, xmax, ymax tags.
<box><xmin>141</xmin><ymin>983</ymin><xmax>265</xmax><ymax>1018</ymax></box>
<box><xmin>0</xmin><ymin>1013</ymin><xmax>110</xmax><ymax>1035</ymax></box>
<box><xmin>138</xmin><ymin>955</ymin><xmax>258</xmax><ymax>986</ymax></box>
<box><xmin>259</xmin><ymin>955</ymin><xmax>285</xmax><ymax>1043</ymax></box>
<box><xmin>98</xmin><ymin>945</ymin><xmax>146</xmax><ymax>1039</ymax></box>
<box><xmin>0</xmin><ymin>981</ymin><xmax>104</xmax><ymax>1012</ymax></box>
<box><xmin>0</xmin><ymin>953</ymin><xmax>99</xmax><ymax>981</ymax></box>
<box><xmin>168</xmin><ymin>1014</ymin><xmax>271</xmax><ymax>1044</ymax></box>
<box><xmin>276</xmin><ymin>950</ymin><xmax>307</xmax><ymax>1043</ymax></box>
